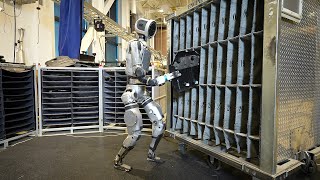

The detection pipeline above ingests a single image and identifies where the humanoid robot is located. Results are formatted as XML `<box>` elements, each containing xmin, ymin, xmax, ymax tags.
<box><xmin>113</xmin><ymin>18</ymin><xmax>181</xmax><ymax>172</ymax></box>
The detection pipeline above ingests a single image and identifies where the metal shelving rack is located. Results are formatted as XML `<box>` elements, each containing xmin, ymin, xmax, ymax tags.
<box><xmin>170</xmin><ymin>0</ymin><xmax>263</xmax><ymax>159</ymax></box>
<box><xmin>72</xmin><ymin>70</ymin><xmax>99</xmax><ymax>126</ymax></box>
<box><xmin>0</xmin><ymin>64</ymin><xmax>36</xmax><ymax>148</ymax></box>
<box><xmin>39</xmin><ymin>67</ymin><xmax>100</xmax><ymax>135</ymax></box>
<box><xmin>166</xmin><ymin>0</ymin><xmax>320</xmax><ymax>179</ymax></box>
<box><xmin>39</xmin><ymin>67</ymin><xmax>165</xmax><ymax>135</ymax></box>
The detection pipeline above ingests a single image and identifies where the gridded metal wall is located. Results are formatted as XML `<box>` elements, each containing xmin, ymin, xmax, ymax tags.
<box><xmin>103</xmin><ymin>68</ymin><xmax>152</xmax><ymax>128</ymax></box>
<box><xmin>41</xmin><ymin>69</ymin><xmax>99</xmax><ymax>129</ymax></box>
<box><xmin>0</xmin><ymin>68</ymin><xmax>35</xmax><ymax>139</ymax></box>
<box><xmin>277</xmin><ymin>0</ymin><xmax>320</xmax><ymax>162</ymax></box>
<box><xmin>170</xmin><ymin>0</ymin><xmax>263</xmax><ymax>161</ymax></box>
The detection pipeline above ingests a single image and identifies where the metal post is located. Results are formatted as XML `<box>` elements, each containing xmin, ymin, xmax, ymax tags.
<box><xmin>4</xmin><ymin>141</ymin><xmax>8</xmax><ymax>149</ymax></box>
<box><xmin>34</xmin><ymin>64</ymin><xmax>39</xmax><ymax>136</ymax></box>
<box><xmin>260</xmin><ymin>0</ymin><xmax>281</xmax><ymax>175</ymax></box>
<box><xmin>38</xmin><ymin>65</ymin><xmax>43</xmax><ymax>136</ymax></box>
<box><xmin>166</xmin><ymin>19</ymin><xmax>173</xmax><ymax>131</ymax></box>
<box><xmin>99</xmin><ymin>66</ymin><xmax>104</xmax><ymax>132</ymax></box>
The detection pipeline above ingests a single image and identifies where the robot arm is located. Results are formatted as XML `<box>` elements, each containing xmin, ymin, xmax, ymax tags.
<box><xmin>141</xmin><ymin>71</ymin><xmax>181</xmax><ymax>87</ymax></box>
<box><xmin>135</xmin><ymin>68</ymin><xmax>181</xmax><ymax>86</ymax></box>
<box><xmin>130</xmin><ymin>42</ymin><xmax>181</xmax><ymax>86</ymax></box>
<box><xmin>129</xmin><ymin>41</ymin><xmax>145</xmax><ymax>77</ymax></box>
<box><xmin>152</xmin><ymin>71</ymin><xmax>181</xmax><ymax>86</ymax></box>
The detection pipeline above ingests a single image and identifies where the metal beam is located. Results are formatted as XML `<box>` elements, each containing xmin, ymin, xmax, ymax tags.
<box><xmin>260</xmin><ymin>0</ymin><xmax>282</xmax><ymax>175</ymax></box>
<box><xmin>104</xmin><ymin>0</ymin><xmax>115</xmax><ymax>14</ymax></box>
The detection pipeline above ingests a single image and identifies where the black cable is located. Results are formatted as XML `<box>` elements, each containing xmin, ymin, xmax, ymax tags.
<box><xmin>13</xmin><ymin>0</ymin><xmax>16</xmax><ymax>63</ymax></box>
<box><xmin>36</xmin><ymin>1</ymin><xmax>40</xmax><ymax>44</ymax></box>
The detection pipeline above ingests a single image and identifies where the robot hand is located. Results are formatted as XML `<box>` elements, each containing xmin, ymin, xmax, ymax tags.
<box><xmin>154</xmin><ymin>71</ymin><xmax>181</xmax><ymax>86</ymax></box>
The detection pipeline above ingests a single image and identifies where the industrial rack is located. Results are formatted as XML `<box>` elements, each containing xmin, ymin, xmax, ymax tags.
<box><xmin>39</xmin><ymin>67</ymin><xmax>100</xmax><ymax>135</ymax></box>
<box><xmin>0</xmin><ymin>64</ymin><xmax>37</xmax><ymax>148</ymax></box>
<box><xmin>38</xmin><ymin>67</ymin><xmax>165</xmax><ymax>135</ymax></box>
<box><xmin>166</xmin><ymin>0</ymin><xmax>320</xmax><ymax>179</ymax></box>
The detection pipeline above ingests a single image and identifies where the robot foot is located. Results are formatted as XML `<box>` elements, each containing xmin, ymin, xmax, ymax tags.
<box><xmin>147</xmin><ymin>153</ymin><xmax>164</xmax><ymax>163</ymax></box>
<box><xmin>114</xmin><ymin>163</ymin><xmax>132</xmax><ymax>172</ymax></box>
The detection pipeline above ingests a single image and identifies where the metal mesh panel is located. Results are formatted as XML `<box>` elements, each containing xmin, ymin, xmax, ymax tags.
<box><xmin>277</xmin><ymin>0</ymin><xmax>320</xmax><ymax>162</ymax></box>
<box><xmin>171</xmin><ymin>0</ymin><xmax>264</xmax><ymax>160</ymax></box>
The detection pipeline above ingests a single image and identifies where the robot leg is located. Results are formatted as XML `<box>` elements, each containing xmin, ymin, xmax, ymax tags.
<box><xmin>114</xmin><ymin>91</ymin><xmax>143</xmax><ymax>171</ymax></box>
<box><xmin>141</xmin><ymin>97</ymin><xmax>165</xmax><ymax>162</ymax></box>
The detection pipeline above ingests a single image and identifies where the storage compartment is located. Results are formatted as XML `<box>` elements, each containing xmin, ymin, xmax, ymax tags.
<box><xmin>168</xmin><ymin>0</ymin><xmax>320</xmax><ymax>178</ymax></box>
<box><xmin>40</xmin><ymin>69</ymin><xmax>99</xmax><ymax>129</ymax></box>
<box><xmin>170</xmin><ymin>0</ymin><xmax>263</xmax><ymax>162</ymax></box>
<box><xmin>0</xmin><ymin>65</ymin><xmax>36</xmax><ymax>140</ymax></box>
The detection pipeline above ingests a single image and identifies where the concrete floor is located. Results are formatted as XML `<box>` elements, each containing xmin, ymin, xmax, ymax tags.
<box><xmin>0</xmin><ymin>133</ymin><xmax>318</xmax><ymax>180</ymax></box>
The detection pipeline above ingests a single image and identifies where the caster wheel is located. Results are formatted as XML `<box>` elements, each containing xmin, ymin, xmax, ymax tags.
<box><xmin>207</xmin><ymin>155</ymin><xmax>222</xmax><ymax>171</ymax></box>
<box><xmin>178</xmin><ymin>142</ymin><xmax>186</xmax><ymax>154</ymax></box>
<box><xmin>302</xmin><ymin>159</ymin><xmax>317</xmax><ymax>174</ymax></box>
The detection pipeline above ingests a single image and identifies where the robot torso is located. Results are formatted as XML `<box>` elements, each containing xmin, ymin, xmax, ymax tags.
<box><xmin>125</xmin><ymin>40</ymin><xmax>151</xmax><ymax>77</ymax></box>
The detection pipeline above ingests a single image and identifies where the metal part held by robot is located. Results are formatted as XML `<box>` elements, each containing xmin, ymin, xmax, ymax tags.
<box><xmin>170</xmin><ymin>51</ymin><xmax>200</xmax><ymax>93</ymax></box>
<box><xmin>113</xmin><ymin>18</ymin><xmax>181</xmax><ymax>172</ymax></box>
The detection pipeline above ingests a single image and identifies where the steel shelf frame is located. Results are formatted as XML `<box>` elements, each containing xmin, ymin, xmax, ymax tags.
<box><xmin>38</xmin><ymin>67</ymin><xmax>101</xmax><ymax>136</ymax></box>
<box><xmin>0</xmin><ymin>64</ymin><xmax>37</xmax><ymax>149</ymax></box>
<box><xmin>38</xmin><ymin>66</ymin><xmax>165</xmax><ymax>136</ymax></box>
<box><xmin>166</xmin><ymin>0</ymin><xmax>320</xmax><ymax>179</ymax></box>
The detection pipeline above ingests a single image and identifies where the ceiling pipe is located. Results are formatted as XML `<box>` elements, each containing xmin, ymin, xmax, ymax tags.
<box><xmin>130</xmin><ymin>0</ymin><xmax>136</xmax><ymax>14</ymax></box>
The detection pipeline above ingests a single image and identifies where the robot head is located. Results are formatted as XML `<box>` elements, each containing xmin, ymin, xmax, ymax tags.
<box><xmin>135</xmin><ymin>18</ymin><xmax>157</xmax><ymax>40</ymax></box>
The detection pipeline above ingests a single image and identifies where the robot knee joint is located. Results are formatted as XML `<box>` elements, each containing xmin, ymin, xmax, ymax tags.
<box><xmin>124</xmin><ymin>131</ymin><xmax>141</xmax><ymax>147</ymax></box>
<box><xmin>143</xmin><ymin>100</ymin><xmax>164</xmax><ymax>122</ymax></box>
<box><xmin>124</xmin><ymin>107</ymin><xmax>141</xmax><ymax>126</ymax></box>
<box><xmin>130</xmin><ymin>134</ymin><xmax>141</xmax><ymax>142</ymax></box>
<box><xmin>121</xmin><ymin>90</ymin><xmax>137</xmax><ymax>105</ymax></box>
<box><xmin>155</xmin><ymin>121</ymin><xmax>164</xmax><ymax>130</ymax></box>
<box><xmin>153</xmin><ymin>120</ymin><xmax>165</xmax><ymax>137</ymax></box>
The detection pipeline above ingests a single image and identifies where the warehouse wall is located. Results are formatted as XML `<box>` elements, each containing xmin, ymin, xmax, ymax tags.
<box><xmin>154</xmin><ymin>27</ymin><xmax>167</xmax><ymax>56</ymax></box>
<box><xmin>0</xmin><ymin>1</ymin><xmax>55</xmax><ymax>65</ymax></box>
